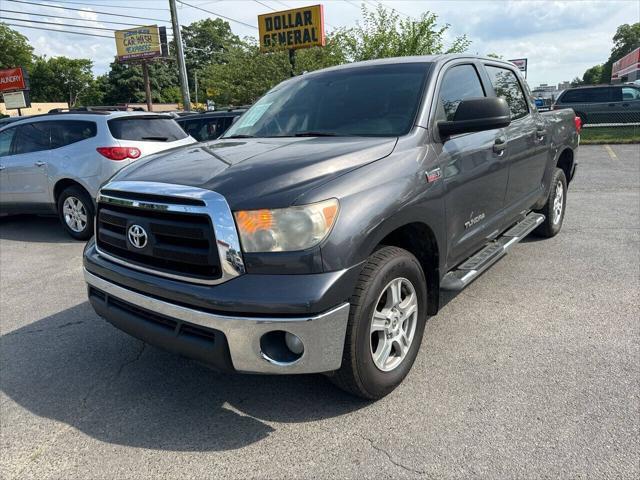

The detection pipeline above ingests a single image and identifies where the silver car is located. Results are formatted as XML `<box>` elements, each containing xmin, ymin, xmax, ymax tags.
<box><xmin>0</xmin><ymin>111</ymin><xmax>195</xmax><ymax>239</ymax></box>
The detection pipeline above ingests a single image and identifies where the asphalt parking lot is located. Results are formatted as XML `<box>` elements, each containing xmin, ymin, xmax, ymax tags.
<box><xmin>1</xmin><ymin>144</ymin><xmax>638</xmax><ymax>479</ymax></box>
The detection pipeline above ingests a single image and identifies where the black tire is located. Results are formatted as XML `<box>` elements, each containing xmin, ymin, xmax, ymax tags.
<box><xmin>330</xmin><ymin>246</ymin><xmax>428</xmax><ymax>399</ymax></box>
<box><xmin>534</xmin><ymin>168</ymin><xmax>567</xmax><ymax>238</ymax></box>
<box><xmin>57</xmin><ymin>185</ymin><xmax>94</xmax><ymax>240</ymax></box>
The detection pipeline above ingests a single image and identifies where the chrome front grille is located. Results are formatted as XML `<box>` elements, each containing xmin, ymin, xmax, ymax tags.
<box><xmin>95</xmin><ymin>181</ymin><xmax>245</xmax><ymax>285</ymax></box>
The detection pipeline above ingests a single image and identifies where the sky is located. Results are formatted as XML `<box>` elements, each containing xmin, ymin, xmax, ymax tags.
<box><xmin>2</xmin><ymin>0</ymin><xmax>638</xmax><ymax>88</ymax></box>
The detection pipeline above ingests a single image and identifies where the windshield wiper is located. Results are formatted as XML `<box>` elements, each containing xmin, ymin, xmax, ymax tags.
<box><xmin>223</xmin><ymin>134</ymin><xmax>256</xmax><ymax>139</ymax></box>
<box><xmin>292</xmin><ymin>131</ymin><xmax>341</xmax><ymax>137</ymax></box>
<box><xmin>141</xmin><ymin>136</ymin><xmax>169</xmax><ymax>141</ymax></box>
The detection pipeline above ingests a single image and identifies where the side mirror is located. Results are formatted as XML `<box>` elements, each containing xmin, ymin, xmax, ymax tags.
<box><xmin>437</xmin><ymin>97</ymin><xmax>511</xmax><ymax>138</ymax></box>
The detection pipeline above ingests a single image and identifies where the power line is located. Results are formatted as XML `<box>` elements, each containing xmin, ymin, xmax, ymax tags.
<box><xmin>254</xmin><ymin>0</ymin><xmax>277</xmax><ymax>11</ymax></box>
<box><xmin>3</xmin><ymin>23</ymin><xmax>113</xmax><ymax>39</ymax></box>
<box><xmin>1</xmin><ymin>16</ymin><xmax>174</xmax><ymax>37</ymax></box>
<box><xmin>0</xmin><ymin>16</ymin><xmax>122</xmax><ymax>32</ymax></box>
<box><xmin>0</xmin><ymin>9</ymin><xmax>169</xmax><ymax>29</ymax></box>
<box><xmin>176</xmin><ymin>0</ymin><xmax>258</xmax><ymax>30</ymax></box>
<box><xmin>373</xmin><ymin>1</ymin><xmax>411</xmax><ymax>18</ymax></box>
<box><xmin>4</xmin><ymin>0</ymin><xmax>172</xmax><ymax>24</ymax></box>
<box><xmin>42</xmin><ymin>0</ymin><xmax>170</xmax><ymax>12</ymax></box>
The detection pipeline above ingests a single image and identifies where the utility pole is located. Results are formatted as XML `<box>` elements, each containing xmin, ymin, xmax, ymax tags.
<box><xmin>169</xmin><ymin>0</ymin><xmax>191</xmax><ymax>111</ymax></box>
<box><xmin>142</xmin><ymin>61</ymin><xmax>153</xmax><ymax>111</ymax></box>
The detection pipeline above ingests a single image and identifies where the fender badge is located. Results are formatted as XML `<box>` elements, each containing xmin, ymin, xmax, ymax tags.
<box><xmin>426</xmin><ymin>168</ymin><xmax>442</xmax><ymax>183</ymax></box>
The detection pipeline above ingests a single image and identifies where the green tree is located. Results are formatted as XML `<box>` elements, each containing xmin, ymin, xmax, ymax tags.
<box><xmin>200</xmin><ymin>39</ymin><xmax>290</xmax><ymax>106</ymax></box>
<box><xmin>29</xmin><ymin>56</ymin><xmax>94</xmax><ymax>106</ymax></box>
<box><xmin>181</xmin><ymin>18</ymin><xmax>240</xmax><ymax>95</ymax></box>
<box><xmin>101</xmin><ymin>60</ymin><xmax>180</xmax><ymax>105</ymax></box>
<box><xmin>335</xmin><ymin>4</ymin><xmax>470</xmax><ymax>62</ymax></box>
<box><xmin>582</xmin><ymin>64</ymin><xmax>603</xmax><ymax>85</ymax></box>
<box><xmin>0</xmin><ymin>23</ymin><xmax>34</xmax><ymax>69</ymax></box>
<box><xmin>570</xmin><ymin>77</ymin><xmax>584</xmax><ymax>87</ymax></box>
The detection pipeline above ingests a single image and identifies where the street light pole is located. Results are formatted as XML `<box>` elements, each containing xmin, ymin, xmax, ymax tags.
<box><xmin>169</xmin><ymin>0</ymin><xmax>191</xmax><ymax>111</ymax></box>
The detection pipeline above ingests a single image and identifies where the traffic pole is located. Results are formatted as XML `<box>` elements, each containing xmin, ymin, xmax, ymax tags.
<box><xmin>169</xmin><ymin>0</ymin><xmax>191</xmax><ymax>111</ymax></box>
<box><xmin>142</xmin><ymin>61</ymin><xmax>153</xmax><ymax>112</ymax></box>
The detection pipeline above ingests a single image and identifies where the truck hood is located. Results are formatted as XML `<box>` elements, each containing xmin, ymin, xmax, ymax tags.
<box><xmin>108</xmin><ymin>136</ymin><xmax>397</xmax><ymax>209</ymax></box>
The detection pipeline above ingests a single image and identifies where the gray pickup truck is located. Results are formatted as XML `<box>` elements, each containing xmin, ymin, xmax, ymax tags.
<box><xmin>83</xmin><ymin>55</ymin><xmax>579</xmax><ymax>399</ymax></box>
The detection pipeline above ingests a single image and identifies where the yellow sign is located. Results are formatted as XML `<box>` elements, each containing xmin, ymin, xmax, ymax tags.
<box><xmin>115</xmin><ymin>25</ymin><xmax>162</xmax><ymax>62</ymax></box>
<box><xmin>258</xmin><ymin>4</ymin><xmax>325</xmax><ymax>51</ymax></box>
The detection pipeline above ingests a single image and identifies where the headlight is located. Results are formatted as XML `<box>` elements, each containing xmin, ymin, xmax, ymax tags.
<box><xmin>234</xmin><ymin>199</ymin><xmax>339</xmax><ymax>252</ymax></box>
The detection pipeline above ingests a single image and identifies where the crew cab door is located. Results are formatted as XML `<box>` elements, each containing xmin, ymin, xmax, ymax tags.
<box><xmin>2</xmin><ymin>122</ymin><xmax>52</xmax><ymax>209</ymax></box>
<box><xmin>482</xmin><ymin>64</ymin><xmax>548</xmax><ymax>209</ymax></box>
<box><xmin>432</xmin><ymin>62</ymin><xmax>510</xmax><ymax>268</ymax></box>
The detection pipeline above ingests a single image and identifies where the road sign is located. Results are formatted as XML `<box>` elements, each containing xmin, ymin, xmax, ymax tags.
<box><xmin>258</xmin><ymin>4</ymin><xmax>325</xmax><ymax>51</ymax></box>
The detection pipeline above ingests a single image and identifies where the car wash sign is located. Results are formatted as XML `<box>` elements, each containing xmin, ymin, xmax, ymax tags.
<box><xmin>258</xmin><ymin>4</ymin><xmax>325</xmax><ymax>51</ymax></box>
<box><xmin>114</xmin><ymin>25</ymin><xmax>165</xmax><ymax>62</ymax></box>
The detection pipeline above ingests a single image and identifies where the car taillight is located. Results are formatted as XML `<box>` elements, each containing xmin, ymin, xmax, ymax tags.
<box><xmin>96</xmin><ymin>146</ymin><xmax>141</xmax><ymax>161</ymax></box>
<box><xmin>574</xmin><ymin>116</ymin><xmax>582</xmax><ymax>134</ymax></box>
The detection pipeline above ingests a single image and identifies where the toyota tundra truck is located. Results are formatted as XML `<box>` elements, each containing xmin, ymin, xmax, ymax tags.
<box><xmin>83</xmin><ymin>55</ymin><xmax>579</xmax><ymax>399</ymax></box>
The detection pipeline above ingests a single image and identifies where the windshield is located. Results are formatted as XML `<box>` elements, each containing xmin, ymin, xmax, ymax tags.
<box><xmin>223</xmin><ymin>63</ymin><xmax>431</xmax><ymax>138</ymax></box>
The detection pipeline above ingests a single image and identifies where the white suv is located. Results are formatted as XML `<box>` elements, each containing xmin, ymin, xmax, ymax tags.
<box><xmin>0</xmin><ymin>111</ymin><xmax>195</xmax><ymax>239</ymax></box>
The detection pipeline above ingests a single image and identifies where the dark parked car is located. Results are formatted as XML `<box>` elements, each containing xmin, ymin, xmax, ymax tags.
<box><xmin>553</xmin><ymin>84</ymin><xmax>640</xmax><ymax>124</ymax></box>
<box><xmin>176</xmin><ymin>109</ymin><xmax>247</xmax><ymax>142</ymax></box>
<box><xmin>84</xmin><ymin>55</ymin><xmax>579</xmax><ymax>399</ymax></box>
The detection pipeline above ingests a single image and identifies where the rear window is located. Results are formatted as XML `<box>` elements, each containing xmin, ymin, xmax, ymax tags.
<box><xmin>560</xmin><ymin>88</ymin><xmax>611</xmax><ymax>103</ymax></box>
<box><xmin>179</xmin><ymin>116</ymin><xmax>235</xmax><ymax>141</ymax></box>
<box><xmin>108</xmin><ymin>116</ymin><xmax>188</xmax><ymax>142</ymax></box>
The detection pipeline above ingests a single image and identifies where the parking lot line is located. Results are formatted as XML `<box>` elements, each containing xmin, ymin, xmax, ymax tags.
<box><xmin>604</xmin><ymin>144</ymin><xmax>619</xmax><ymax>162</ymax></box>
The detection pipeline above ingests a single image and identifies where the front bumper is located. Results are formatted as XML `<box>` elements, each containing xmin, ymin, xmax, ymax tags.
<box><xmin>85</xmin><ymin>269</ymin><xmax>350</xmax><ymax>374</ymax></box>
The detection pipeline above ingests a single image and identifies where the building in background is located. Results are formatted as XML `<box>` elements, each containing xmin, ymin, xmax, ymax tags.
<box><xmin>557</xmin><ymin>81</ymin><xmax>571</xmax><ymax>91</ymax></box>
<box><xmin>1</xmin><ymin>102</ymin><xmax>68</xmax><ymax>117</ymax></box>
<box><xmin>611</xmin><ymin>47</ymin><xmax>640</xmax><ymax>83</ymax></box>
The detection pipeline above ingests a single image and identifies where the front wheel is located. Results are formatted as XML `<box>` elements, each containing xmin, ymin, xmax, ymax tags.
<box><xmin>330</xmin><ymin>246</ymin><xmax>428</xmax><ymax>399</ymax></box>
<box><xmin>534</xmin><ymin>167</ymin><xmax>567</xmax><ymax>238</ymax></box>
<box><xmin>57</xmin><ymin>186</ymin><xmax>94</xmax><ymax>240</ymax></box>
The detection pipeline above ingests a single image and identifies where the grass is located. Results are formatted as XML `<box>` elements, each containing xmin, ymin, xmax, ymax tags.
<box><xmin>580</xmin><ymin>126</ymin><xmax>640</xmax><ymax>144</ymax></box>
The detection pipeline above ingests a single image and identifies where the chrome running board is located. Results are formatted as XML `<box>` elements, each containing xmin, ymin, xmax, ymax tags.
<box><xmin>441</xmin><ymin>212</ymin><xmax>545</xmax><ymax>291</ymax></box>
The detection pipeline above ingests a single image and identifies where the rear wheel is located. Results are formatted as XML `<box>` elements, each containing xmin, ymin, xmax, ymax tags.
<box><xmin>534</xmin><ymin>167</ymin><xmax>567</xmax><ymax>238</ymax></box>
<box><xmin>57</xmin><ymin>185</ymin><xmax>94</xmax><ymax>240</ymax></box>
<box><xmin>330</xmin><ymin>246</ymin><xmax>427</xmax><ymax>399</ymax></box>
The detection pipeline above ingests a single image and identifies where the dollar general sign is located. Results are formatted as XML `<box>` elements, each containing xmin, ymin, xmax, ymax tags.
<box><xmin>258</xmin><ymin>4</ymin><xmax>325</xmax><ymax>51</ymax></box>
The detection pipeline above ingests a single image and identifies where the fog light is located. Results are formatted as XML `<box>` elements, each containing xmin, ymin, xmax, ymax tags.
<box><xmin>285</xmin><ymin>332</ymin><xmax>304</xmax><ymax>355</ymax></box>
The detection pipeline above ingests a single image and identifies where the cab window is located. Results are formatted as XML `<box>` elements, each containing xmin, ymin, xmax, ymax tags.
<box><xmin>622</xmin><ymin>87</ymin><xmax>640</xmax><ymax>101</ymax></box>
<box><xmin>485</xmin><ymin>66</ymin><xmax>529</xmax><ymax>119</ymax></box>
<box><xmin>436</xmin><ymin>64</ymin><xmax>486</xmax><ymax>121</ymax></box>
<box><xmin>0</xmin><ymin>127</ymin><xmax>16</xmax><ymax>157</ymax></box>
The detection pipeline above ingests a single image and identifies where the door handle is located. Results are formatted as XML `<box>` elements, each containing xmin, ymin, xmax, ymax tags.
<box><xmin>608</xmin><ymin>103</ymin><xmax>615</xmax><ymax>107</ymax></box>
<box><xmin>622</xmin><ymin>103</ymin><xmax>630</xmax><ymax>107</ymax></box>
<box><xmin>535</xmin><ymin>125</ymin><xmax>545</xmax><ymax>141</ymax></box>
<box><xmin>35</xmin><ymin>161</ymin><xmax>46</xmax><ymax>167</ymax></box>
<box><xmin>493</xmin><ymin>136</ymin><xmax>507</xmax><ymax>155</ymax></box>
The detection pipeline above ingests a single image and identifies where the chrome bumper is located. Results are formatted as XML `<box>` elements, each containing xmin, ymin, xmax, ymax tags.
<box><xmin>84</xmin><ymin>269</ymin><xmax>350</xmax><ymax>374</ymax></box>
